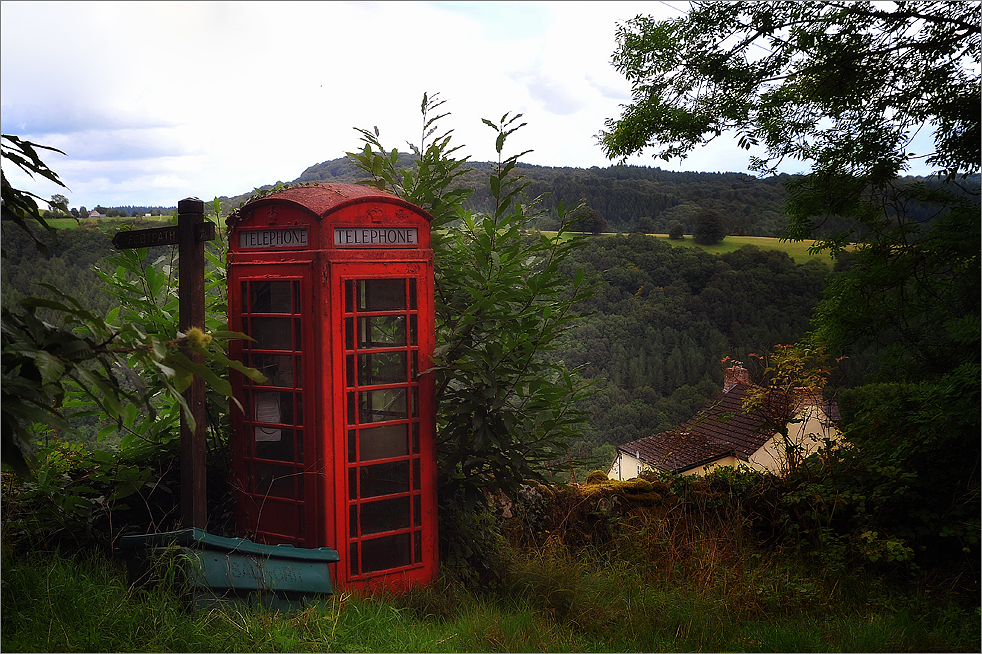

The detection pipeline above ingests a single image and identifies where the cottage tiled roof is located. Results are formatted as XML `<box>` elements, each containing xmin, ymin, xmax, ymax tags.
<box><xmin>618</xmin><ymin>382</ymin><xmax>788</xmax><ymax>474</ymax></box>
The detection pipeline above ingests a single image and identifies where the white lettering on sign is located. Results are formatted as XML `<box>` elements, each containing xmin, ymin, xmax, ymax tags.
<box><xmin>334</xmin><ymin>227</ymin><xmax>418</xmax><ymax>247</ymax></box>
<box><xmin>239</xmin><ymin>228</ymin><xmax>308</xmax><ymax>249</ymax></box>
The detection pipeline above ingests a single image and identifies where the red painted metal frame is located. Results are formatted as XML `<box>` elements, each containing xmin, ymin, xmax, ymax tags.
<box><xmin>227</xmin><ymin>184</ymin><xmax>437</xmax><ymax>594</ymax></box>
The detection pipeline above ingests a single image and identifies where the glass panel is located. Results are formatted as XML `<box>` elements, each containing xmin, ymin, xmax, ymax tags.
<box><xmin>348</xmin><ymin>430</ymin><xmax>357</xmax><ymax>463</ymax></box>
<box><xmin>360</xmin><ymin>461</ymin><xmax>410</xmax><ymax>498</ymax></box>
<box><xmin>253</xmin><ymin>463</ymin><xmax>299</xmax><ymax>499</ymax></box>
<box><xmin>359</xmin><ymin>424</ymin><xmax>409</xmax><ymax>461</ymax></box>
<box><xmin>251</xmin><ymin>281</ymin><xmax>293</xmax><ymax>313</ymax></box>
<box><xmin>414</xmin><ymin>531</ymin><xmax>421</xmax><ymax>564</ymax></box>
<box><xmin>345</xmin><ymin>317</ymin><xmax>354</xmax><ymax>350</ymax></box>
<box><xmin>345</xmin><ymin>280</ymin><xmax>354</xmax><ymax>313</ymax></box>
<box><xmin>347</xmin><ymin>392</ymin><xmax>356</xmax><ymax>425</ymax></box>
<box><xmin>255</xmin><ymin>429</ymin><xmax>295</xmax><ymax>462</ymax></box>
<box><xmin>360</xmin><ymin>496</ymin><xmax>410</xmax><ymax>535</ymax></box>
<box><xmin>249</xmin><ymin>317</ymin><xmax>292</xmax><ymax>350</ymax></box>
<box><xmin>252</xmin><ymin>391</ymin><xmax>297</xmax><ymax>427</ymax></box>
<box><xmin>358</xmin><ymin>352</ymin><xmax>407</xmax><ymax>385</ymax></box>
<box><xmin>250</xmin><ymin>354</ymin><xmax>295</xmax><ymax>387</ymax></box>
<box><xmin>346</xmin><ymin>355</ymin><xmax>355</xmax><ymax>387</ymax></box>
<box><xmin>360</xmin><ymin>279</ymin><xmax>405</xmax><ymax>311</ymax></box>
<box><xmin>410</xmin><ymin>315</ymin><xmax>417</xmax><ymax>346</ymax></box>
<box><xmin>414</xmin><ymin>494</ymin><xmax>422</xmax><ymax>526</ymax></box>
<box><xmin>349</xmin><ymin>542</ymin><xmax>358</xmax><ymax>576</ymax></box>
<box><xmin>362</xmin><ymin>533</ymin><xmax>412</xmax><ymax>573</ymax></box>
<box><xmin>359</xmin><ymin>388</ymin><xmax>407</xmax><ymax>423</ymax></box>
<box><xmin>412</xmin><ymin>424</ymin><xmax>420</xmax><ymax>454</ymax></box>
<box><xmin>413</xmin><ymin>459</ymin><xmax>421</xmax><ymax>490</ymax></box>
<box><xmin>348</xmin><ymin>468</ymin><xmax>357</xmax><ymax>500</ymax></box>
<box><xmin>349</xmin><ymin>506</ymin><xmax>358</xmax><ymax>538</ymax></box>
<box><xmin>358</xmin><ymin>315</ymin><xmax>406</xmax><ymax>348</ymax></box>
<box><xmin>408</xmin><ymin>279</ymin><xmax>417</xmax><ymax>311</ymax></box>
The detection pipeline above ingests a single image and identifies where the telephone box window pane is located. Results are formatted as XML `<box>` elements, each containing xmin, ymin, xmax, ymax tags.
<box><xmin>412</xmin><ymin>424</ymin><xmax>420</xmax><ymax>454</ymax></box>
<box><xmin>349</xmin><ymin>543</ymin><xmax>358</xmax><ymax>576</ymax></box>
<box><xmin>345</xmin><ymin>317</ymin><xmax>354</xmax><ymax>350</ymax></box>
<box><xmin>413</xmin><ymin>459</ymin><xmax>421</xmax><ymax>491</ymax></box>
<box><xmin>409</xmin><ymin>315</ymin><xmax>417</xmax><ymax>346</ymax></box>
<box><xmin>349</xmin><ymin>507</ymin><xmax>358</xmax><ymax>538</ymax></box>
<box><xmin>347</xmin><ymin>392</ymin><xmax>356</xmax><ymax>425</ymax></box>
<box><xmin>253</xmin><ymin>463</ymin><xmax>300</xmax><ymax>499</ymax></box>
<box><xmin>358</xmin><ymin>315</ymin><xmax>406</xmax><ymax>348</ymax></box>
<box><xmin>408</xmin><ymin>279</ymin><xmax>417</xmax><ymax>310</ymax></box>
<box><xmin>255</xmin><ymin>429</ymin><xmax>295</xmax><ymax>462</ymax></box>
<box><xmin>359</xmin><ymin>388</ymin><xmax>407</xmax><ymax>422</ymax></box>
<box><xmin>346</xmin><ymin>355</ymin><xmax>355</xmax><ymax>387</ymax></box>
<box><xmin>359</xmin><ymin>279</ymin><xmax>405</xmax><ymax>311</ymax></box>
<box><xmin>362</xmin><ymin>533</ymin><xmax>412</xmax><ymax>573</ymax></box>
<box><xmin>414</xmin><ymin>494</ymin><xmax>422</xmax><ymax>526</ymax></box>
<box><xmin>251</xmin><ymin>281</ymin><xmax>293</xmax><ymax>313</ymax></box>
<box><xmin>359</xmin><ymin>424</ymin><xmax>408</xmax><ymax>461</ymax></box>
<box><xmin>360</xmin><ymin>497</ymin><xmax>410</xmax><ymax>534</ymax></box>
<box><xmin>358</xmin><ymin>352</ymin><xmax>408</xmax><ymax>385</ymax></box>
<box><xmin>348</xmin><ymin>430</ymin><xmax>357</xmax><ymax>463</ymax></box>
<box><xmin>414</xmin><ymin>531</ymin><xmax>422</xmax><ymax>564</ymax></box>
<box><xmin>250</xmin><ymin>317</ymin><xmax>293</xmax><ymax>350</ymax></box>
<box><xmin>251</xmin><ymin>354</ymin><xmax>296</xmax><ymax>387</ymax></box>
<box><xmin>360</xmin><ymin>461</ymin><xmax>410</xmax><ymax>498</ymax></box>
<box><xmin>252</xmin><ymin>391</ymin><xmax>298</xmax><ymax>426</ymax></box>
<box><xmin>348</xmin><ymin>468</ymin><xmax>357</xmax><ymax>500</ymax></box>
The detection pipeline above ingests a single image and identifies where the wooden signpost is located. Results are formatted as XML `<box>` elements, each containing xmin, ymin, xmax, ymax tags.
<box><xmin>112</xmin><ymin>198</ymin><xmax>215</xmax><ymax>528</ymax></box>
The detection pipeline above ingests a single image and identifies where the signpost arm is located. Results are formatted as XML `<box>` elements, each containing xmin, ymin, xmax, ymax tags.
<box><xmin>178</xmin><ymin>198</ymin><xmax>208</xmax><ymax>528</ymax></box>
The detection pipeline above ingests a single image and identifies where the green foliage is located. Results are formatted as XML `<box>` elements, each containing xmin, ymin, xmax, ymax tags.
<box><xmin>668</xmin><ymin>221</ymin><xmax>685</xmax><ymax>240</ymax></box>
<box><xmin>809</xmin><ymin>187</ymin><xmax>981</xmax><ymax>382</ymax></box>
<box><xmin>1</xmin><ymin>134</ymin><xmax>70</xmax><ymax>257</ymax></box>
<box><xmin>348</xmin><ymin>94</ymin><xmax>598</xmax><ymax>511</ymax></box>
<box><xmin>601</xmin><ymin>2</ymin><xmax>979</xmax><ymax>181</ymax></box>
<box><xmin>692</xmin><ymin>209</ymin><xmax>727</xmax><ymax>245</ymax></box>
<box><xmin>1</xmin><ymin>441</ymin><xmax>154</xmax><ymax>547</ymax></box>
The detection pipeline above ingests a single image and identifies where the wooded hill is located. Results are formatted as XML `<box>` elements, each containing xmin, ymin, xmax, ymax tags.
<box><xmin>216</xmin><ymin>155</ymin><xmax>975</xmax><ymax>240</ymax></box>
<box><xmin>224</xmin><ymin>155</ymin><xmax>791</xmax><ymax>237</ymax></box>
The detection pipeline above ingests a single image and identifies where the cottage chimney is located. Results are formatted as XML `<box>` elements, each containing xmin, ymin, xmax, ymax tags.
<box><xmin>724</xmin><ymin>364</ymin><xmax>749</xmax><ymax>390</ymax></box>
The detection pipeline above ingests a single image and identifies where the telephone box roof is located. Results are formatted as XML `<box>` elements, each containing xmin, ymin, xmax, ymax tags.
<box><xmin>227</xmin><ymin>183</ymin><xmax>433</xmax><ymax>229</ymax></box>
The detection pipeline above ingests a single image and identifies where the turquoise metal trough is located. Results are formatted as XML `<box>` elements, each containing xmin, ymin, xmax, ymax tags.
<box><xmin>117</xmin><ymin>528</ymin><xmax>341</xmax><ymax>611</ymax></box>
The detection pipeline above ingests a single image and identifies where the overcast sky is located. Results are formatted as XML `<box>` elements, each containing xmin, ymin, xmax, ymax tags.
<box><xmin>4</xmin><ymin>1</ymin><xmax>805</xmax><ymax>210</ymax></box>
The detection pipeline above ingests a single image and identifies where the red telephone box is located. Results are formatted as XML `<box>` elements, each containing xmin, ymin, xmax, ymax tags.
<box><xmin>226</xmin><ymin>183</ymin><xmax>437</xmax><ymax>593</ymax></box>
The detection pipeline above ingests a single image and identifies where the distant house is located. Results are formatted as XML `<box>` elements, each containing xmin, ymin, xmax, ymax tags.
<box><xmin>608</xmin><ymin>365</ymin><xmax>839</xmax><ymax>479</ymax></box>
<box><xmin>87</xmin><ymin>209</ymin><xmax>103</xmax><ymax>219</ymax></box>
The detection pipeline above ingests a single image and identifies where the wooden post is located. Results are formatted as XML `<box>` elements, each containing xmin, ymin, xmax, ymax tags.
<box><xmin>178</xmin><ymin>198</ymin><xmax>208</xmax><ymax>528</ymax></box>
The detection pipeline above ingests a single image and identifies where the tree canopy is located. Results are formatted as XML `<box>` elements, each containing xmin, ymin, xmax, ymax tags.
<box><xmin>601</xmin><ymin>1</ymin><xmax>979</xmax><ymax>183</ymax></box>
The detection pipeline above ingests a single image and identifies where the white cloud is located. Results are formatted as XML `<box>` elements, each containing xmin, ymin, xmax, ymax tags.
<box><xmin>1</xmin><ymin>1</ymin><xmax>806</xmax><ymax>210</ymax></box>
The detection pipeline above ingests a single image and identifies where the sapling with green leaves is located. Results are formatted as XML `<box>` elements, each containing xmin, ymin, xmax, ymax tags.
<box><xmin>349</xmin><ymin>94</ymin><xmax>598</xmax><ymax>511</ymax></box>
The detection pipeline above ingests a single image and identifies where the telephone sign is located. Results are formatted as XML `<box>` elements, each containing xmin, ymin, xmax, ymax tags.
<box><xmin>226</xmin><ymin>184</ymin><xmax>437</xmax><ymax>595</ymax></box>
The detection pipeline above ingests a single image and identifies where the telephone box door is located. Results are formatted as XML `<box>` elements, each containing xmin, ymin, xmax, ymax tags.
<box><xmin>332</xmin><ymin>263</ymin><xmax>437</xmax><ymax>591</ymax></box>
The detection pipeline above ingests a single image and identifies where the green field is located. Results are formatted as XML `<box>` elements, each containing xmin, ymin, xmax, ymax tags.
<box><xmin>547</xmin><ymin>231</ymin><xmax>841</xmax><ymax>267</ymax></box>
<box><xmin>649</xmin><ymin>234</ymin><xmax>837</xmax><ymax>266</ymax></box>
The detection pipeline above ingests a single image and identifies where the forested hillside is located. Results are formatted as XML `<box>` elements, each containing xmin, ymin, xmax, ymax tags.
<box><xmin>292</xmin><ymin>155</ymin><xmax>792</xmax><ymax>236</ymax></box>
<box><xmin>0</xmin><ymin>222</ymin><xmax>172</xmax><ymax>324</ymax></box>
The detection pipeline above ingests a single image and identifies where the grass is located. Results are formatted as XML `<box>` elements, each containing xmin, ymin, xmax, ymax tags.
<box><xmin>3</xmin><ymin>539</ymin><xmax>977</xmax><ymax>653</ymax></box>
<box><xmin>655</xmin><ymin>233</ymin><xmax>836</xmax><ymax>266</ymax></box>
<box><xmin>540</xmin><ymin>230</ymin><xmax>839</xmax><ymax>267</ymax></box>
